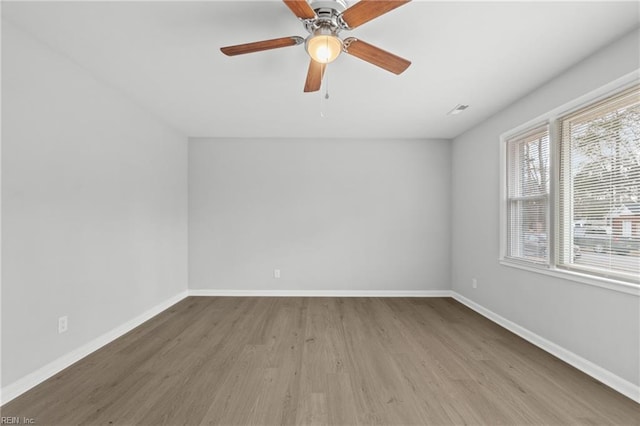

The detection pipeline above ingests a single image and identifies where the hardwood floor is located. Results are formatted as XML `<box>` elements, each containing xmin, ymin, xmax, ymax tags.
<box><xmin>2</xmin><ymin>297</ymin><xmax>639</xmax><ymax>425</ymax></box>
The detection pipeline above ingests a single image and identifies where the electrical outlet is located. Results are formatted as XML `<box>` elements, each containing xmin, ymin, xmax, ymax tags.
<box><xmin>274</xmin><ymin>269</ymin><xmax>281</xmax><ymax>279</ymax></box>
<box><xmin>472</xmin><ymin>278</ymin><xmax>478</xmax><ymax>289</ymax></box>
<box><xmin>58</xmin><ymin>316</ymin><xmax>68</xmax><ymax>334</ymax></box>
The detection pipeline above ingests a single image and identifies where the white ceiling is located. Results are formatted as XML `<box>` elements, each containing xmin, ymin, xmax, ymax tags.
<box><xmin>2</xmin><ymin>1</ymin><xmax>639</xmax><ymax>139</ymax></box>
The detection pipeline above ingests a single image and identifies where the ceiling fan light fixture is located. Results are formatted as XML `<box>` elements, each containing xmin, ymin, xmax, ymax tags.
<box><xmin>220</xmin><ymin>0</ymin><xmax>413</xmax><ymax>92</ymax></box>
<box><xmin>305</xmin><ymin>28</ymin><xmax>342</xmax><ymax>64</ymax></box>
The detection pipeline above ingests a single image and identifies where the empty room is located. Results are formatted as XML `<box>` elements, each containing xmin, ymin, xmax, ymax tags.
<box><xmin>1</xmin><ymin>0</ymin><xmax>639</xmax><ymax>425</ymax></box>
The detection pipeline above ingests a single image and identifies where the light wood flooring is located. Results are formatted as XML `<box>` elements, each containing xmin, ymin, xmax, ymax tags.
<box><xmin>2</xmin><ymin>297</ymin><xmax>639</xmax><ymax>425</ymax></box>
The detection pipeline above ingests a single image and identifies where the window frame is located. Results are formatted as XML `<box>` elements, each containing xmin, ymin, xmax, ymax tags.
<box><xmin>499</xmin><ymin>72</ymin><xmax>640</xmax><ymax>296</ymax></box>
<box><xmin>504</xmin><ymin>125</ymin><xmax>551</xmax><ymax>265</ymax></box>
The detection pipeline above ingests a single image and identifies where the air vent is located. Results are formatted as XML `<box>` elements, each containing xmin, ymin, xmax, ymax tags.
<box><xmin>447</xmin><ymin>104</ymin><xmax>469</xmax><ymax>115</ymax></box>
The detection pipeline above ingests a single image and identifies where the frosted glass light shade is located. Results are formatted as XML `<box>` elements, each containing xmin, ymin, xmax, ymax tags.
<box><xmin>306</xmin><ymin>34</ymin><xmax>342</xmax><ymax>64</ymax></box>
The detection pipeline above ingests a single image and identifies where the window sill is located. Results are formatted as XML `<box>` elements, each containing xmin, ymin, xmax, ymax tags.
<box><xmin>499</xmin><ymin>259</ymin><xmax>640</xmax><ymax>296</ymax></box>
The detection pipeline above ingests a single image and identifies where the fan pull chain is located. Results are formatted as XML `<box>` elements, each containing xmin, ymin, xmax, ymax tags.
<box><xmin>324</xmin><ymin>61</ymin><xmax>330</xmax><ymax>100</ymax></box>
<box><xmin>324</xmin><ymin>36</ymin><xmax>330</xmax><ymax>100</ymax></box>
<box><xmin>320</xmin><ymin>67</ymin><xmax>329</xmax><ymax>118</ymax></box>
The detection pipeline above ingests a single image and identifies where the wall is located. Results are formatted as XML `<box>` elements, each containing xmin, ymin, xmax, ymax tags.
<box><xmin>189</xmin><ymin>137</ymin><xmax>450</xmax><ymax>293</ymax></box>
<box><xmin>451</xmin><ymin>28</ymin><xmax>640</xmax><ymax>390</ymax></box>
<box><xmin>1</xmin><ymin>21</ymin><xmax>188</xmax><ymax>390</ymax></box>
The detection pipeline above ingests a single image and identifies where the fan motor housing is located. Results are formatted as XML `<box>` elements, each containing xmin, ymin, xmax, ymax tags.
<box><xmin>309</xmin><ymin>0</ymin><xmax>349</xmax><ymax>14</ymax></box>
<box><xmin>304</xmin><ymin>0</ymin><xmax>349</xmax><ymax>35</ymax></box>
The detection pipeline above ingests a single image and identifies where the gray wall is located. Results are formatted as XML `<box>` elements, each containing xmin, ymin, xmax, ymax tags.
<box><xmin>1</xmin><ymin>21</ymin><xmax>188</xmax><ymax>387</ymax></box>
<box><xmin>451</xmin><ymin>28</ymin><xmax>640</xmax><ymax>386</ymax></box>
<box><xmin>189</xmin><ymin>138</ymin><xmax>451</xmax><ymax>292</ymax></box>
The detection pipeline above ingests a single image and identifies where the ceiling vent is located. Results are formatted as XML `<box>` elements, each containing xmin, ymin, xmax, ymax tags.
<box><xmin>447</xmin><ymin>104</ymin><xmax>469</xmax><ymax>115</ymax></box>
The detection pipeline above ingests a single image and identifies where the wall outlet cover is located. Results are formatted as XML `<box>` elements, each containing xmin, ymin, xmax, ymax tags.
<box><xmin>58</xmin><ymin>316</ymin><xmax>68</xmax><ymax>334</ymax></box>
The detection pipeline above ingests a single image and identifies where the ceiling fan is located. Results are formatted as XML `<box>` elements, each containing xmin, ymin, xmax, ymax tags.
<box><xmin>220</xmin><ymin>0</ymin><xmax>412</xmax><ymax>93</ymax></box>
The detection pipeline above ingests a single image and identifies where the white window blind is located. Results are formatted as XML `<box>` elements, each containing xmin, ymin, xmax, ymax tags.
<box><xmin>506</xmin><ymin>125</ymin><xmax>550</xmax><ymax>264</ymax></box>
<box><xmin>559</xmin><ymin>85</ymin><xmax>640</xmax><ymax>282</ymax></box>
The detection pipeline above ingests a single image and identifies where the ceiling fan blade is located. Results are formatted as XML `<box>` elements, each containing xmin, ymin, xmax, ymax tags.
<box><xmin>304</xmin><ymin>60</ymin><xmax>326</xmax><ymax>92</ymax></box>
<box><xmin>340</xmin><ymin>0</ymin><xmax>411</xmax><ymax>29</ymax></box>
<box><xmin>343</xmin><ymin>38</ymin><xmax>411</xmax><ymax>75</ymax></box>
<box><xmin>220</xmin><ymin>36</ymin><xmax>304</xmax><ymax>56</ymax></box>
<box><xmin>283</xmin><ymin>0</ymin><xmax>316</xmax><ymax>20</ymax></box>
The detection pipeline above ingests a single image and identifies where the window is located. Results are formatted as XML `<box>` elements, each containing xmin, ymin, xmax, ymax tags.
<box><xmin>506</xmin><ymin>126</ymin><xmax>550</xmax><ymax>264</ymax></box>
<box><xmin>502</xmin><ymin>83</ymin><xmax>640</xmax><ymax>287</ymax></box>
<box><xmin>559</xmin><ymin>86</ymin><xmax>640</xmax><ymax>282</ymax></box>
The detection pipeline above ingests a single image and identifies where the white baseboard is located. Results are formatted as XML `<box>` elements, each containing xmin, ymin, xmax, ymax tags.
<box><xmin>0</xmin><ymin>290</ymin><xmax>189</xmax><ymax>406</ymax></box>
<box><xmin>188</xmin><ymin>289</ymin><xmax>453</xmax><ymax>297</ymax></box>
<box><xmin>451</xmin><ymin>291</ymin><xmax>640</xmax><ymax>404</ymax></box>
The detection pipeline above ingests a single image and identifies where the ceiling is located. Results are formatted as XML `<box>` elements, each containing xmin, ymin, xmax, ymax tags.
<box><xmin>2</xmin><ymin>1</ymin><xmax>639</xmax><ymax>139</ymax></box>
